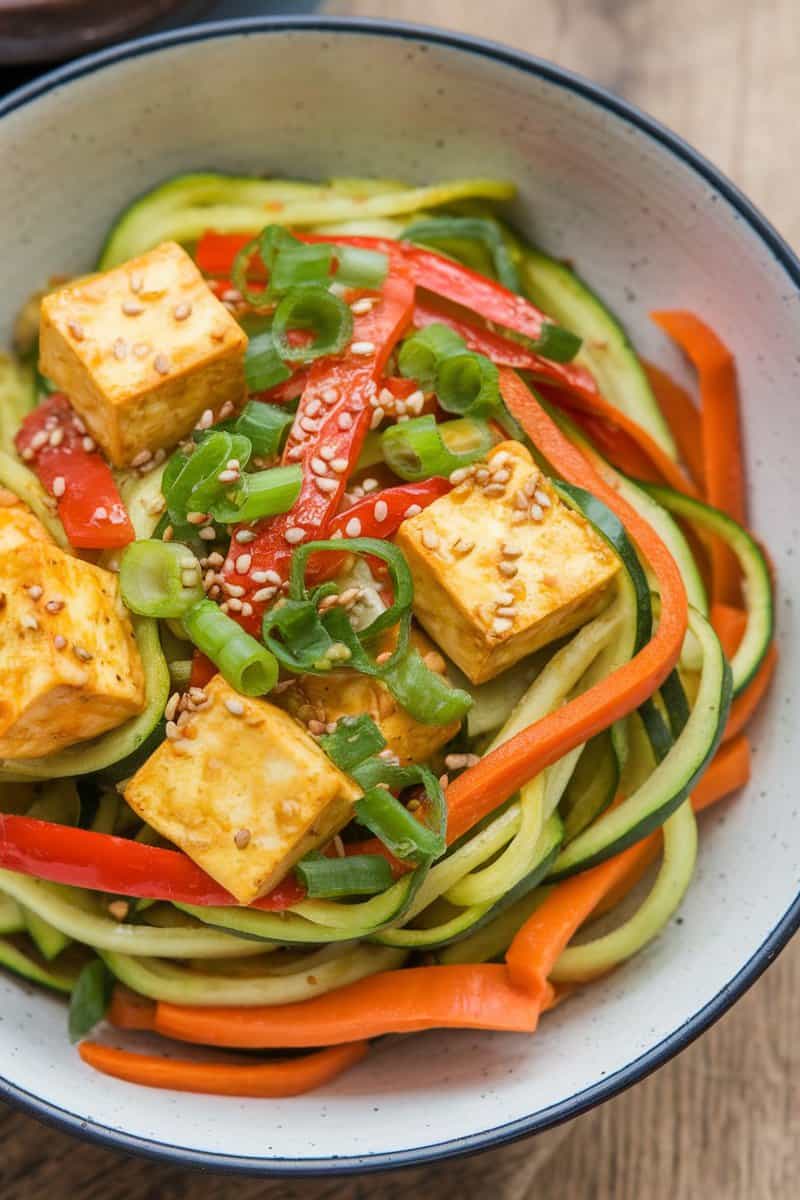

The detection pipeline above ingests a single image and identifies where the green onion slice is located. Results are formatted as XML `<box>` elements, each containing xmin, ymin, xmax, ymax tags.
<box><xmin>270</xmin><ymin>241</ymin><xmax>334</xmax><ymax>294</ymax></box>
<box><xmin>208</xmin><ymin>464</ymin><xmax>302</xmax><ymax>524</ymax></box>
<box><xmin>231</xmin><ymin>237</ymin><xmax>271</xmax><ymax>307</ymax></box>
<box><xmin>332</xmin><ymin>245</ymin><xmax>389</xmax><ymax>289</ymax></box>
<box><xmin>271</xmin><ymin>286</ymin><xmax>354</xmax><ymax>364</ymax></box>
<box><xmin>183</xmin><ymin>599</ymin><xmax>278</xmax><ymax>696</ymax></box>
<box><xmin>119</xmin><ymin>540</ymin><xmax>204</xmax><ymax>618</ymax></box>
<box><xmin>354</xmin><ymin>761</ymin><xmax>447</xmax><ymax>862</ymax></box>
<box><xmin>231</xmin><ymin>402</ymin><xmax>293</xmax><ymax>457</ymax></box>
<box><xmin>320</xmin><ymin>713</ymin><xmax>387</xmax><ymax>772</ymax></box>
<box><xmin>245</xmin><ymin>332</ymin><xmax>291</xmax><ymax>392</ymax></box>
<box><xmin>398</xmin><ymin>322</ymin><xmax>466</xmax><ymax>389</ymax></box>
<box><xmin>295</xmin><ymin>852</ymin><xmax>393</xmax><ymax>898</ymax></box>
<box><xmin>435</xmin><ymin>350</ymin><xmax>501</xmax><ymax>418</ymax></box>
<box><xmin>382</xmin><ymin>414</ymin><xmax>493</xmax><ymax>481</ymax></box>
<box><xmin>403</xmin><ymin>215</ymin><xmax>522</xmax><ymax>293</ymax></box>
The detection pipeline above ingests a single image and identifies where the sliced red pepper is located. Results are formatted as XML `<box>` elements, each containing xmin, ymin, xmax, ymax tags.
<box><xmin>251</xmin><ymin>368</ymin><xmax>311</xmax><ymax>406</ymax></box>
<box><xmin>304</xmin><ymin>477</ymin><xmax>451</xmax><ymax>584</ymax></box>
<box><xmin>196</xmin><ymin>232</ymin><xmax>253</xmax><ymax>276</ymax></box>
<box><xmin>188</xmin><ymin>650</ymin><xmax>217</xmax><ymax>690</ymax></box>
<box><xmin>14</xmin><ymin>395</ymin><xmax>134</xmax><ymax>550</ymax></box>
<box><xmin>221</xmin><ymin>270</ymin><xmax>416</xmax><ymax>633</ymax></box>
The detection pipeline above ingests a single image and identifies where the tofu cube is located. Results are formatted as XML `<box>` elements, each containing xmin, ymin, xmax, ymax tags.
<box><xmin>277</xmin><ymin>627</ymin><xmax>460</xmax><ymax>766</ymax></box>
<box><xmin>0</xmin><ymin>495</ymin><xmax>52</xmax><ymax>556</ymax></box>
<box><xmin>123</xmin><ymin>676</ymin><xmax>362</xmax><ymax>905</ymax></box>
<box><xmin>39</xmin><ymin>241</ymin><xmax>247</xmax><ymax>467</ymax></box>
<box><xmin>394</xmin><ymin>441</ymin><xmax>620</xmax><ymax>684</ymax></box>
<box><xmin>0</xmin><ymin>534</ymin><xmax>145</xmax><ymax>759</ymax></box>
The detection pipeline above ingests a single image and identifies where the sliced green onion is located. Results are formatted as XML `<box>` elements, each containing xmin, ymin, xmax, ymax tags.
<box><xmin>270</xmin><ymin>241</ymin><xmax>334</xmax><ymax>294</ymax></box>
<box><xmin>295</xmin><ymin>852</ymin><xmax>393</xmax><ymax>898</ymax></box>
<box><xmin>380</xmin><ymin>648</ymin><xmax>472</xmax><ymax>725</ymax></box>
<box><xmin>183</xmin><ymin>599</ymin><xmax>278</xmax><ymax>696</ymax></box>
<box><xmin>244</xmin><ymin>331</ymin><xmax>291</xmax><ymax>392</ymax></box>
<box><xmin>526</xmin><ymin>322</ymin><xmax>583</xmax><ymax>364</ymax></box>
<box><xmin>68</xmin><ymin>958</ymin><xmax>113</xmax><ymax>1043</ymax></box>
<box><xmin>209</xmin><ymin>464</ymin><xmax>302</xmax><ymax>523</ymax></box>
<box><xmin>403</xmin><ymin>216</ymin><xmax>522</xmax><ymax>292</ymax></box>
<box><xmin>164</xmin><ymin>431</ymin><xmax>233</xmax><ymax>521</ymax></box>
<box><xmin>355</xmin><ymin>780</ymin><xmax>445</xmax><ymax>862</ymax></box>
<box><xmin>398</xmin><ymin>323</ymin><xmax>465</xmax><ymax>389</ymax></box>
<box><xmin>320</xmin><ymin>714</ymin><xmax>387</xmax><ymax>772</ymax></box>
<box><xmin>333</xmin><ymin>245</ymin><xmax>389</xmax><ymax>289</ymax></box>
<box><xmin>435</xmin><ymin>350</ymin><xmax>501</xmax><ymax>418</ymax></box>
<box><xmin>382</xmin><ymin>414</ymin><xmax>493</xmax><ymax>481</ymax></box>
<box><xmin>232</xmin><ymin>401</ymin><xmax>293</xmax><ymax>457</ymax></box>
<box><xmin>272</xmin><ymin>286</ymin><xmax>353</xmax><ymax>364</ymax></box>
<box><xmin>119</xmin><ymin>540</ymin><xmax>204</xmax><ymax>618</ymax></box>
<box><xmin>231</xmin><ymin>237</ymin><xmax>271</xmax><ymax>307</ymax></box>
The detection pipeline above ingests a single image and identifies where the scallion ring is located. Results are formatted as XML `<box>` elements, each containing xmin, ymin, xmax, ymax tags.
<box><xmin>119</xmin><ymin>540</ymin><xmax>204</xmax><ymax>619</ymax></box>
<box><xmin>271</xmin><ymin>286</ymin><xmax>354</xmax><ymax>364</ymax></box>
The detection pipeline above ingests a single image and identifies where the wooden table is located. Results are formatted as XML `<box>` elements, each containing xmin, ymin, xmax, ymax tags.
<box><xmin>3</xmin><ymin>1</ymin><xmax>799</xmax><ymax>1196</ymax></box>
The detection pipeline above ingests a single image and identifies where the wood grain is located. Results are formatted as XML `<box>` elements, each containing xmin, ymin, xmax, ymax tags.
<box><xmin>3</xmin><ymin>1</ymin><xmax>799</xmax><ymax>1197</ymax></box>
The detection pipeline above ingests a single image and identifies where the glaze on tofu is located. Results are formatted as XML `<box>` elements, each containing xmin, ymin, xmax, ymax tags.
<box><xmin>394</xmin><ymin>441</ymin><xmax>620</xmax><ymax>684</ymax></box>
<box><xmin>38</xmin><ymin>241</ymin><xmax>247</xmax><ymax>467</ymax></box>
<box><xmin>123</xmin><ymin>676</ymin><xmax>362</xmax><ymax>905</ymax></box>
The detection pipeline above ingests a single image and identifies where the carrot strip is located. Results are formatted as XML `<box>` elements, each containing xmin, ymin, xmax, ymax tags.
<box><xmin>78</xmin><ymin>1040</ymin><xmax>367</xmax><ymax>1097</ymax></box>
<box><xmin>444</xmin><ymin>371</ymin><xmax>688</xmax><ymax>844</ymax></box>
<box><xmin>643</xmin><ymin>361</ymin><xmax>705</xmax><ymax>491</ymax></box>
<box><xmin>154</xmin><ymin>965</ymin><xmax>543</xmax><ymax>1049</ymax></box>
<box><xmin>108</xmin><ymin>987</ymin><xmax>156</xmax><ymax>1031</ymax></box>
<box><xmin>692</xmin><ymin>735</ymin><xmax>751</xmax><ymax>812</ymax></box>
<box><xmin>505</xmin><ymin>838</ymin><xmax>657</xmax><ymax>994</ymax></box>
<box><xmin>723</xmin><ymin>644</ymin><xmax>778</xmax><ymax>742</ymax></box>
<box><xmin>561</xmin><ymin>407</ymin><xmax>662</xmax><ymax>481</ymax></box>
<box><xmin>710</xmin><ymin>603</ymin><xmax>747</xmax><ymax>659</ymax></box>
<box><xmin>651</xmin><ymin>312</ymin><xmax>744</xmax><ymax>605</ymax></box>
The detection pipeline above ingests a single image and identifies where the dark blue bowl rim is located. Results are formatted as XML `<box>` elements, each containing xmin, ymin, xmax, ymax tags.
<box><xmin>0</xmin><ymin>13</ymin><xmax>798</xmax><ymax>1178</ymax></box>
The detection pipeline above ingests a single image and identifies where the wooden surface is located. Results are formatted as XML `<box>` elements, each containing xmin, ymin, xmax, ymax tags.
<box><xmin>3</xmin><ymin>1</ymin><xmax>799</xmax><ymax>1197</ymax></box>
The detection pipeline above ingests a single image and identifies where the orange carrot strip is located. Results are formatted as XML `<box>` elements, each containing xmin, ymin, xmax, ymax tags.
<box><xmin>78</xmin><ymin>1040</ymin><xmax>367</xmax><ymax>1097</ymax></box>
<box><xmin>108</xmin><ymin>987</ymin><xmax>156</xmax><ymax>1031</ymax></box>
<box><xmin>443</xmin><ymin>371</ymin><xmax>688</xmax><ymax>844</ymax></box>
<box><xmin>692</xmin><ymin>735</ymin><xmax>751</xmax><ymax>812</ymax></box>
<box><xmin>505</xmin><ymin>838</ymin><xmax>657</xmax><ymax>994</ymax></box>
<box><xmin>643</xmin><ymin>361</ymin><xmax>705</xmax><ymax>491</ymax></box>
<box><xmin>723</xmin><ymin>645</ymin><xmax>778</xmax><ymax>743</ymax></box>
<box><xmin>651</xmin><ymin>312</ymin><xmax>744</xmax><ymax>605</ymax></box>
<box><xmin>155</xmin><ymin>964</ymin><xmax>543</xmax><ymax>1049</ymax></box>
<box><xmin>711</xmin><ymin>603</ymin><xmax>747</xmax><ymax>659</ymax></box>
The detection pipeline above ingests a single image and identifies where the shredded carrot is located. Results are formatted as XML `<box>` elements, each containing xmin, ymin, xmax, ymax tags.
<box><xmin>711</xmin><ymin>603</ymin><xmax>747</xmax><ymax>659</ymax></box>
<box><xmin>108</xmin><ymin>987</ymin><xmax>156</xmax><ymax>1031</ymax></box>
<box><xmin>443</xmin><ymin>371</ymin><xmax>688</xmax><ymax>844</ymax></box>
<box><xmin>651</xmin><ymin>312</ymin><xmax>744</xmax><ymax>605</ymax></box>
<box><xmin>505</xmin><ymin>838</ymin><xmax>658</xmax><ymax>994</ymax></box>
<box><xmin>692</xmin><ymin>735</ymin><xmax>751</xmax><ymax>813</ymax></box>
<box><xmin>154</xmin><ymin>964</ymin><xmax>543</xmax><ymax>1049</ymax></box>
<box><xmin>723</xmin><ymin>645</ymin><xmax>778</xmax><ymax>742</ymax></box>
<box><xmin>78</xmin><ymin>1040</ymin><xmax>367</xmax><ymax>1097</ymax></box>
<box><xmin>643</xmin><ymin>361</ymin><xmax>705</xmax><ymax>491</ymax></box>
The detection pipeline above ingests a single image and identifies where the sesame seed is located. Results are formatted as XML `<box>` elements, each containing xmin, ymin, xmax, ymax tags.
<box><xmin>108</xmin><ymin>900</ymin><xmax>130</xmax><ymax>922</ymax></box>
<box><xmin>45</xmin><ymin>597</ymin><xmax>65</xmax><ymax>613</ymax></box>
<box><xmin>153</xmin><ymin>353</ymin><xmax>171</xmax><ymax>375</ymax></box>
<box><xmin>513</xmin><ymin>489</ymin><xmax>529</xmax><ymax>510</ymax></box>
<box><xmin>217</xmin><ymin>469</ymin><xmax>239</xmax><ymax>484</ymax></box>
<box><xmin>241</xmin><ymin>602</ymin><xmax>253</xmax><ymax>618</ymax></box>
<box><xmin>329</xmin><ymin>457</ymin><xmax>348</xmax><ymax>474</ymax></box>
<box><xmin>502</xmin><ymin>543</ymin><xmax>523</xmax><ymax>558</ymax></box>
<box><xmin>497</xmin><ymin>591</ymin><xmax>515</xmax><ymax>605</ymax></box>
<box><xmin>198</xmin><ymin>526</ymin><xmax>216</xmax><ymax>541</ymax></box>
<box><xmin>535</xmin><ymin>490</ymin><xmax>551</xmax><ymax>508</ymax></box>
<box><xmin>445</xmin><ymin>753</ymin><xmax>471</xmax><ymax>771</ymax></box>
<box><xmin>300</xmin><ymin>417</ymin><xmax>321</xmax><ymax>435</ymax></box>
<box><xmin>422</xmin><ymin>529</ymin><xmax>440</xmax><ymax>550</ymax></box>
<box><xmin>407</xmin><ymin>390</ymin><xmax>425</xmax><ymax>414</ymax></box>
<box><xmin>112</xmin><ymin>337</ymin><xmax>128</xmax><ymax>361</ymax></box>
<box><xmin>362</xmin><ymin>477</ymin><xmax>378</xmax><ymax>493</ymax></box>
<box><xmin>449</xmin><ymin>467</ymin><xmax>471</xmax><ymax>485</ymax></box>
<box><xmin>173</xmin><ymin>302</ymin><xmax>192</xmax><ymax>321</ymax></box>
<box><xmin>492</xmin><ymin>617</ymin><xmax>513</xmax><ymax>635</ymax></box>
<box><xmin>82</xmin><ymin>436</ymin><xmax>96</xmax><ymax>453</ymax></box>
<box><xmin>395</xmin><ymin>399</ymin><xmax>407</xmax><ymax>416</ymax></box>
<box><xmin>310</xmin><ymin>456</ymin><xmax>328</xmax><ymax>476</ymax></box>
<box><xmin>375</xmin><ymin>650</ymin><xmax>393</xmax><ymax>665</ymax></box>
<box><xmin>131</xmin><ymin>449</ymin><xmax>152</xmax><ymax>468</ymax></box>
<box><xmin>350</xmin><ymin>340</ymin><xmax>376</xmax><ymax>356</ymax></box>
<box><xmin>492</xmin><ymin>468</ymin><xmax>511</xmax><ymax>484</ymax></box>
<box><xmin>163</xmin><ymin>524</ymin><xmax>174</xmax><ymax>541</ymax></box>
<box><xmin>186</xmin><ymin>511</ymin><xmax>209</xmax><ymax>525</ymax></box>
<box><xmin>483</xmin><ymin>483</ymin><xmax>506</xmax><ymax>497</ymax></box>
<box><xmin>374</xmin><ymin>499</ymin><xmax>388</xmax><ymax>522</ymax></box>
<box><xmin>322</xmin><ymin>388</ymin><xmax>339</xmax><ymax>405</ymax></box>
<box><xmin>452</xmin><ymin>537</ymin><xmax>475</xmax><ymax>554</ymax></box>
<box><xmin>496</xmin><ymin>605</ymin><xmax>517</xmax><ymax>618</ymax></box>
<box><xmin>223</xmin><ymin>582</ymin><xmax>245</xmax><ymax>598</ymax></box>
<box><xmin>499</xmin><ymin>562</ymin><xmax>518</xmax><ymax>578</ymax></box>
<box><xmin>491</xmin><ymin>451</ymin><xmax>511</xmax><ymax>469</ymax></box>
<box><xmin>51</xmin><ymin>476</ymin><xmax>66</xmax><ymax>498</ymax></box>
<box><xmin>319</xmin><ymin>444</ymin><xmax>336</xmax><ymax>461</ymax></box>
<box><xmin>94</xmin><ymin>506</ymin><xmax>108</xmax><ymax>521</ymax></box>
<box><xmin>344</xmin><ymin>517</ymin><xmax>362</xmax><ymax>537</ymax></box>
<box><xmin>207</xmin><ymin>552</ymin><xmax>225</xmax><ymax>567</ymax></box>
<box><xmin>252</xmin><ymin>587</ymin><xmax>277</xmax><ymax>603</ymax></box>
<box><xmin>196</xmin><ymin>408</ymin><xmax>215</xmax><ymax>431</ymax></box>
<box><xmin>305</xmin><ymin>398</ymin><xmax>322</xmax><ymax>418</ymax></box>
<box><xmin>54</xmin><ymin>634</ymin><xmax>66</xmax><ymax>650</ymax></box>
<box><xmin>338</xmin><ymin>411</ymin><xmax>353</xmax><ymax>431</ymax></box>
<box><xmin>404</xmin><ymin>504</ymin><xmax>422</xmax><ymax>518</ymax></box>
<box><xmin>21</xmin><ymin>614</ymin><xmax>39</xmax><ymax>631</ymax></box>
<box><xmin>284</xmin><ymin>527</ymin><xmax>305</xmax><ymax>545</ymax></box>
<box><xmin>121</xmin><ymin>301</ymin><xmax>145</xmax><ymax>317</ymax></box>
<box><xmin>164</xmin><ymin>693</ymin><xmax>180</xmax><ymax>722</ymax></box>
<box><xmin>523</xmin><ymin>475</ymin><xmax>540</xmax><ymax>497</ymax></box>
<box><xmin>475</xmin><ymin>468</ymin><xmax>490</xmax><ymax>484</ymax></box>
<box><xmin>316</xmin><ymin>476</ymin><xmax>338</xmax><ymax>494</ymax></box>
<box><xmin>225</xmin><ymin>697</ymin><xmax>245</xmax><ymax>717</ymax></box>
<box><xmin>21</xmin><ymin>448</ymin><xmax>34</xmax><ymax>462</ymax></box>
<box><xmin>129</xmin><ymin>272</ymin><xmax>143</xmax><ymax>293</ymax></box>
<box><xmin>27</xmin><ymin>585</ymin><xmax>43</xmax><ymax>600</ymax></box>
<box><xmin>369</xmin><ymin>406</ymin><xmax>385</xmax><ymax>430</ymax></box>
<box><xmin>351</xmin><ymin>297</ymin><xmax>375</xmax><ymax>315</ymax></box>
<box><xmin>30</xmin><ymin>431</ymin><xmax>47</xmax><ymax>450</ymax></box>
<box><xmin>286</xmin><ymin>445</ymin><xmax>304</xmax><ymax>461</ymax></box>
<box><xmin>263</xmin><ymin>569</ymin><xmax>282</xmax><ymax>585</ymax></box>
<box><xmin>73</xmin><ymin>644</ymin><xmax>93</xmax><ymax>662</ymax></box>
<box><xmin>48</xmin><ymin>428</ymin><xmax>63</xmax><ymax>447</ymax></box>
<box><xmin>67</xmin><ymin>320</ymin><xmax>84</xmax><ymax>340</ymax></box>
<box><xmin>235</xmin><ymin>553</ymin><xmax>252</xmax><ymax>574</ymax></box>
<box><xmin>531</xmin><ymin>504</ymin><xmax>544</xmax><ymax>521</ymax></box>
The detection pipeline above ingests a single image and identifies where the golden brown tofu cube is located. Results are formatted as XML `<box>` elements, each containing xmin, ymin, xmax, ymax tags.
<box><xmin>0</xmin><ymin>541</ymin><xmax>145</xmax><ymax>759</ymax></box>
<box><xmin>277</xmin><ymin>627</ymin><xmax>460</xmax><ymax>766</ymax></box>
<box><xmin>123</xmin><ymin>676</ymin><xmax>362</xmax><ymax>905</ymax></box>
<box><xmin>39</xmin><ymin>241</ymin><xmax>247</xmax><ymax>467</ymax></box>
<box><xmin>394</xmin><ymin>441</ymin><xmax>620</xmax><ymax>685</ymax></box>
<box><xmin>0</xmin><ymin>494</ymin><xmax>52</xmax><ymax>556</ymax></box>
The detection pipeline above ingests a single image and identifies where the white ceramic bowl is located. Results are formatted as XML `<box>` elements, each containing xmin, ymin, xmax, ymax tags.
<box><xmin>0</xmin><ymin>16</ymin><xmax>797</xmax><ymax>1176</ymax></box>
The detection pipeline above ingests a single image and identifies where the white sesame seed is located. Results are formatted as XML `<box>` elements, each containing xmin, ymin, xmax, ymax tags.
<box><xmin>153</xmin><ymin>353</ymin><xmax>171</xmax><ymax>375</ymax></box>
<box><xmin>499</xmin><ymin>562</ymin><xmax>518</xmax><ymax>578</ymax></box>
<box><xmin>198</xmin><ymin>526</ymin><xmax>216</xmax><ymax>541</ymax></box>
<box><xmin>497</xmin><ymin>591</ymin><xmax>515</xmax><ymax>606</ymax></box>
<box><xmin>225</xmin><ymin>697</ymin><xmax>245</xmax><ymax>716</ymax></box>
<box><xmin>351</xmin><ymin>297</ymin><xmax>375</xmax><ymax>315</ymax></box>
<box><xmin>284</xmin><ymin>527</ymin><xmax>305</xmax><ymax>545</ymax></box>
<box><xmin>122</xmin><ymin>301</ymin><xmax>145</xmax><ymax>317</ymax></box>
<box><xmin>395</xmin><ymin>399</ymin><xmax>407</xmax><ymax>416</ymax></box>
<box><xmin>492</xmin><ymin>468</ymin><xmax>511</xmax><ymax>484</ymax></box>
<box><xmin>235</xmin><ymin>530</ymin><xmax>256</xmax><ymax>544</ymax></box>
<box><xmin>21</xmin><ymin>448</ymin><xmax>34</xmax><ymax>462</ymax></box>
<box><xmin>344</xmin><ymin>517</ymin><xmax>362</xmax><ymax>538</ymax></box>
<box><xmin>241</xmin><ymin>602</ymin><xmax>253</xmax><ymax>618</ymax></box>
<box><xmin>252</xmin><ymin>587</ymin><xmax>277</xmax><ymax>603</ymax></box>
<box><xmin>54</xmin><ymin>634</ymin><xmax>66</xmax><ymax>650</ymax></box>
<box><xmin>235</xmin><ymin>554</ymin><xmax>252</xmax><ymax>574</ymax></box>
<box><xmin>305</xmin><ymin>398</ymin><xmax>322</xmax><ymax>418</ymax></box>
<box><xmin>531</xmin><ymin>504</ymin><xmax>544</xmax><ymax>521</ymax></box>
<box><xmin>207</xmin><ymin>552</ymin><xmax>224</xmax><ymax>567</ymax></box>
<box><xmin>164</xmin><ymin>693</ymin><xmax>180</xmax><ymax>722</ymax></box>
<box><xmin>286</xmin><ymin>445</ymin><xmax>304</xmax><ymax>461</ymax></box>
<box><xmin>484</xmin><ymin>483</ymin><xmax>506</xmax><ymax>497</ymax></box>
<box><xmin>310</xmin><ymin>456</ymin><xmax>328</xmax><ymax>475</ymax></box>
<box><xmin>449</xmin><ymin>467</ymin><xmax>470</xmax><ymax>485</ymax></box>
<box><xmin>234</xmin><ymin>828</ymin><xmax>251</xmax><ymax>849</ymax></box>
<box><xmin>265</xmin><ymin>570</ymin><xmax>282</xmax><ymax>585</ymax></box>
<box><xmin>326</xmin><ymin>458</ymin><xmax>346</xmax><ymax>476</ymax></box>
<box><xmin>300</xmin><ymin>417</ymin><xmax>320</xmax><ymax>435</ymax></box>
<box><xmin>496</xmin><ymin>605</ymin><xmax>517</xmax><ymax>618</ymax></box>
<box><xmin>491</xmin><ymin>451</ymin><xmax>511</xmax><ymax>469</ymax></box>
<box><xmin>196</xmin><ymin>409</ymin><xmax>214</xmax><ymax>431</ymax></box>
<box><xmin>422</xmin><ymin>529</ymin><xmax>440</xmax><ymax>550</ymax></box>
<box><xmin>535</xmin><ymin>490</ymin><xmax>551</xmax><ymax>508</ymax></box>
<box><xmin>45</xmin><ymin>597</ymin><xmax>65</xmax><ymax>613</ymax></box>
<box><xmin>173</xmin><ymin>302</ymin><xmax>192</xmax><ymax>321</ymax></box>
<box><xmin>186</xmin><ymin>511</ymin><xmax>208</xmax><ymax>525</ymax></box>
<box><xmin>163</xmin><ymin>525</ymin><xmax>174</xmax><ymax>541</ymax></box>
<box><xmin>165</xmin><ymin>720</ymin><xmax>182</xmax><ymax>741</ymax></box>
<box><xmin>475</xmin><ymin>468</ymin><xmax>490</xmax><ymax>484</ymax></box>
<box><xmin>374</xmin><ymin>499</ymin><xmax>388</xmax><ymax>522</ymax></box>
<box><xmin>502</xmin><ymin>543</ymin><xmax>523</xmax><ymax>558</ymax></box>
<box><xmin>404</xmin><ymin>504</ymin><xmax>422</xmax><ymax>518</ymax></box>
<box><xmin>21</xmin><ymin>614</ymin><xmax>39</xmax><ymax>631</ymax></box>
<box><xmin>319</xmin><ymin>444</ymin><xmax>336</xmax><ymax>461</ymax></box>
<box><xmin>350</xmin><ymin>340</ymin><xmax>376</xmax><ymax>356</ymax></box>
<box><xmin>316</xmin><ymin>476</ymin><xmax>338</xmax><ymax>494</ymax></box>
<box><xmin>362</xmin><ymin>478</ymin><xmax>378</xmax><ymax>493</ymax></box>
<box><xmin>452</xmin><ymin>537</ymin><xmax>475</xmax><ymax>554</ymax></box>
<box><xmin>227</xmin><ymin>597</ymin><xmax>243</xmax><ymax>611</ymax></box>
<box><xmin>51</xmin><ymin>476</ymin><xmax>66</xmax><ymax>498</ymax></box>
<box><xmin>113</xmin><ymin>337</ymin><xmax>128</xmax><ymax>360</ymax></box>
<box><xmin>94</xmin><ymin>506</ymin><xmax>108</xmax><ymax>520</ymax></box>
<box><xmin>223</xmin><ymin>582</ymin><xmax>246</xmax><ymax>598</ymax></box>
<box><xmin>82</xmin><ymin>436</ymin><xmax>96</xmax><ymax>453</ymax></box>
<box><xmin>523</xmin><ymin>475</ymin><xmax>539</xmax><ymax>497</ymax></box>
<box><xmin>48</xmin><ymin>428</ymin><xmax>64</xmax><ymax>448</ymax></box>
<box><xmin>27</xmin><ymin>585</ymin><xmax>43</xmax><ymax>600</ymax></box>
<box><xmin>406</xmin><ymin>390</ymin><xmax>425</xmax><ymax>414</ymax></box>
<box><xmin>492</xmin><ymin>617</ymin><xmax>513</xmax><ymax>635</ymax></box>
<box><xmin>511</xmin><ymin>511</ymin><xmax>527</xmax><ymax>526</ymax></box>
<box><xmin>338</xmin><ymin>411</ymin><xmax>353</xmax><ymax>431</ymax></box>
<box><xmin>217</xmin><ymin>469</ymin><xmax>239</xmax><ymax>484</ymax></box>
<box><xmin>73</xmin><ymin>644</ymin><xmax>93</xmax><ymax>662</ymax></box>
<box><xmin>369</xmin><ymin>406</ymin><xmax>385</xmax><ymax>430</ymax></box>
<box><xmin>513</xmin><ymin>489</ymin><xmax>528</xmax><ymax>509</ymax></box>
<box><xmin>30</xmin><ymin>431</ymin><xmax>48</xmax><ymax>450</ymax></box>
<box><xmin>322</xmin><ymin>388</ymin><xmax>339</xmax><ymax>405</ymax></box>
<box><xmin>131</xmin><ymin>449</ymin><xmax>152</xmax><ymax>468</ymax></box>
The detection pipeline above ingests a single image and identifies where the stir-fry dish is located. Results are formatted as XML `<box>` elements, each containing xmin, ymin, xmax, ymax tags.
<box><xmin>0</xmin><ymin>175</ymin><xmax>776</xmax><ymax>1098</ymax></box>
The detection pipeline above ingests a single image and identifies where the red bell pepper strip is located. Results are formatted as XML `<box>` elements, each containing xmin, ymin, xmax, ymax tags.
<box><xmin>14</xmin><ymin>395</ymin><xmax>134</xmax><ymax>550</ymax></box>
<box><xmin>188</xmin><ymin>650</ymin><xmax>217</xmax><ymax>690</ymax></box>
<box><xmin>220</xmin><ymin>270</ymin><xmax>416</xmax><ymax>633</ymax></box>
<box><xmin>196</xmin><ymin>232</ymin><xmax>252</xmax><ymax>275</ymax></box>
<box><xmin>0</xmin><ymin>813</ymin><xmax>304</xmax><ymax>910</ymax></box>
<box><xmin>304</xmin><ymin>477</ymin><xmax>451</xmax><ymax>584</ymax></box>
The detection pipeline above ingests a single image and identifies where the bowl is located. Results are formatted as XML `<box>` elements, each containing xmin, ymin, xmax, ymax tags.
<box><xmin>0</xmin><ymin>15</ymin><xmax>797</xmax><ymax>1176</ymax></box>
